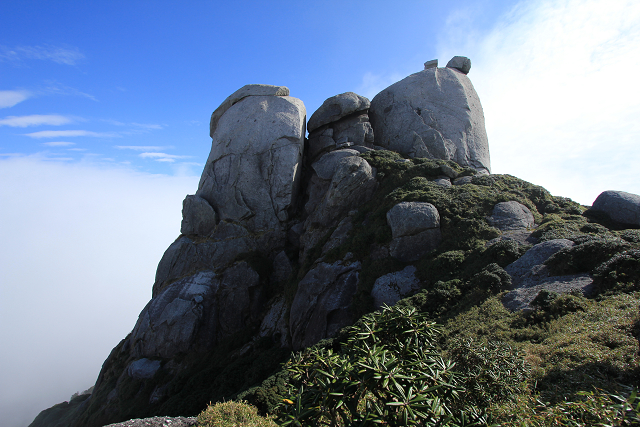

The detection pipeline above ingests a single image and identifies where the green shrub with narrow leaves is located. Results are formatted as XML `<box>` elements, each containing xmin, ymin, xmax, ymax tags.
<box><xmin>276</xmin><ymin>305</ymin><xmax>487</xmax><ymax>427</ymax></box>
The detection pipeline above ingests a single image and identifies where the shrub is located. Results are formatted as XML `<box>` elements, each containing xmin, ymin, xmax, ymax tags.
<box><xmin>489</xmin><ymin>388</ymin><xmax>640</xmax><ymax>426</ymax></box>
<box><xmin>470</xmin><ymin>263</ymin><xmax>511</xmax><ymax>291</ymax></box>
<box><xmin>545</xmin><ymin>238</ymin><xmax>631</xmax><ymax>275</ymax></box>
<box><xmin>277</xmin><ymin>305</ymin><xmax>466</xmax><ymax>426</ymax></box>
<box><xmin>197</xmin><ymin>400</ymin><xmax>277</xmax><ymax>427</ymax></box>
<box><xmin>593</xmin><ymin>249</ymin><xmax>640</xmax><ymax>294</ymax></box>
<box><xmin>448</xmin><ymin>338</ymin><xmax>529</xmax><ymax>408</ymax></box>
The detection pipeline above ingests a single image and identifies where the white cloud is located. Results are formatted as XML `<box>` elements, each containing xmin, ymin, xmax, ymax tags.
<box><xmin>0</xmin><ymin>90</ymin><xmax>31</xmax><ymax>108</ymax></box>
<box><xmin>116</xmin><ymin>145</ymin><xmax>166</xmax><ymax>151</ymax></box>
<box><xmin>0</xmin><ymin>114</ymin><xmax>74</xmax><ymax>127</ymax></box>
<box><xmin>139</xmin><ymin>152</ymin><xmax>191</xmax><ymax>163</ymax></box>
<box><xmin>131</xmin><ymin>123</ymin><xmax>164</xmax><ymax>130</ymax></box>
<box><xmin>24</xmin><ymin>130</ymin><xmax>120</xmax><ymax>138</ymax></box>
<box><xmin>0</xmin><ymin>44</ymin><xmax>84</xmax><ymax>65</ymax></box>
<box><xmin>356</xmin><ymin>71</ymin><xmax>405</xmax><ymax>100</ymax></box>
<box><xmin>0</xmin><ymin>156</ymin><xmax>198</xmax><ymax>427</ymax></box>
<box><xmin>41</xmin><ymin>141</ymin><xmax>75</xmax><ymax>147</ymax></box>
<box><xmin>43</xmin><ymin>81</ymin><xmax>97</xmax><ymax>102</ymax></box>
<box><xmin>438</xmin><ymin>0</ymin><xmax>640</xmax><ymax>205</ymax></box>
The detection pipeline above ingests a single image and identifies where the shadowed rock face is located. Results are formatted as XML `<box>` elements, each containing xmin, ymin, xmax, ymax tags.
<box><xmin>289</xmin><ymin>260</ymin><xmax>361</xmax><ymax>350</ymax></box>
<box><xmin>369</xmin><ymin>66</ymin><xmax>490</xmax><ymax>173</ymax></box>
<box><xmin>131</xmin><ymin>263</ymin><xmax>262</xmax><ymax>359</ymax></box>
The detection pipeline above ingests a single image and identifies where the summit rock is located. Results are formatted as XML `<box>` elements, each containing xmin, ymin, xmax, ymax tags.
<box><xmin>369</xmin><ymin>64</ymin><xmax>490</xmax><ymax>173</ymax></box>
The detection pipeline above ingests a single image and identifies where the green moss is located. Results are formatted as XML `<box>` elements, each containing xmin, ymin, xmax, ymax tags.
<box><xmin>440</xmin><ymin>293</ymin><xmax>640</xmax><ymax>402</ymax></box>
<box><xmin>545</xmin><ymin>238</ymin><xmax>632</xmax><ymax>275</ymax></box>
<box><xmin>593</xmin><ymin>249</ymin><xmax>640</xmax><ymax>295</ymax></box>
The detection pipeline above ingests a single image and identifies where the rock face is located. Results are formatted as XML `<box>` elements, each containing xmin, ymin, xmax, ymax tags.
<box><xmin>307</xmin><ymin>92</ymin><xmax>370</xmax><ymax>132</ymax></box>
<box><xmin>289</xmin><ymin>260</ymin><xmax>360</xmax><ymax>350</ymax></box>
<box><xmin>131</xmin><ymin>264</ymin><xmax>262</xmax><ymax>359</ymax></box>
<box><xmin>180</xmin><ymin>195</ymin><xmax>217</xmax><ymax>236</ymax></box>
<box><xmin>369</xmin><ymin>64</ymin><xmax>490</xmax><ymax>173</ymax></box>
<box><xmin>127</xmin><ymin>359</ymin><xmax>161</xmax><ymax>380</ymax></box>
<box><xmin>591</xmin><ymin>190</ymin><xmax>640</xmax><ymax>226</ymax></box>
<box><xmin>209</xmin><ymin>84</ymin><xmax>289</xmax><ymax>138</ymax></box>
<box><xmin>196</xmin><ymin>89</ymin><xmax>306</xmax><ymax>249</ymax></box>
<box><xmin>300</xmin><ymin>154</ymin><xmax>377</xmax><ymax>261</ymax></box>
<box><xmin>386</xmin><ymin>202</ymin><xmax>441</xmax><ymax>262</ymax></box>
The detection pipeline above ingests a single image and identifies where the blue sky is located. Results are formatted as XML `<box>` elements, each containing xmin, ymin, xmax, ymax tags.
<box><xmin>1</xmin><ymin>1</ymin><xmax>639</xmax><ymax>426</ymax></box>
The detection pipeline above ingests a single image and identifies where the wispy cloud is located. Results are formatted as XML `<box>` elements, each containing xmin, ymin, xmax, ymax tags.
<box><xmin>436</xmin><ymin>0</ymin><xmax>640</xmax><ymax>205</ymax></box>
<box><xmin>43</xmin><ymin>81</ymin><xmax>97</xmax><ymax>102</ymax></box>
<box><xmin>0</xmin><ymin>90</ymin><xmax>32</xmax><ymax>108</ymax></box>
<box><xmin>103</xmin><ymin>121</ymin><xmax>164</xmax><ymax>132</ymax></box>
<box><xmin>356</xmin><ymin>71</ymin><xmax>405</xmax><ymax>100</ymax></box>
<box><xmin>116</xmin><ymin>145</ymin><xmax>166</xmax><ymax>151</ymax></box>
<box><xmin>139</xmin><ymin>152</ymin><xmax>191</xmax><ymax>163</ymax></box>
<box><xmin>24</xmin><ymin>130</ymin><xmax>120</xmax><ymax>139</ymax></box>
<box><xmin>0</xmin><ymin>44</ymin><xmax>84</xmax><ymax>65</ymax></box>
<box><xmin>131</xmin><ymin>123</ymin><xmax>163</xmax><ymax>130</ymax></box>
<box><xmin>41</xmin><ymin>141</ymin><xmax>75</xmax><ymax>147</ymax></box>
<box><xmin>0</xmin><ymin>114</ymin><xmax>74</xmax><ymax>127</ymax></box>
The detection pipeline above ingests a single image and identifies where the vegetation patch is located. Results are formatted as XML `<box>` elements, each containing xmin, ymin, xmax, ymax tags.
<box><xmin>197</xmin><ymin>400</ymin><xmax>277</xmax><ymax>427</ymax></box>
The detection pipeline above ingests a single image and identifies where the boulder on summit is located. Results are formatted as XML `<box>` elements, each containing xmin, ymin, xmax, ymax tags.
<box><xmin>369</xmin><ymin>57</ymin><xmax>490</xmax><ymax>173</ymax></box>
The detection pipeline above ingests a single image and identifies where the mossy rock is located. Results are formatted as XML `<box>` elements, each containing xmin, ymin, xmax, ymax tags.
<box><xmin>545</xmin><ymin>238</ymin><xmax>632</xmax><ymax>276</ymax></box>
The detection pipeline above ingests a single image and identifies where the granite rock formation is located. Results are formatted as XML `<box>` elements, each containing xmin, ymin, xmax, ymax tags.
<box><xmin>31</xmin><ymin>61</ymin><xmax>640</xmax><ymax>427</ymax></box>
<box><xmin>369</xmin><ymin>56</ymin><xmax>490</xmax><ymax>173</ymax></box>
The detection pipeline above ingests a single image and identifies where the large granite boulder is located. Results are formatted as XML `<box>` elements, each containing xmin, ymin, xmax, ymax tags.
<box><xmin>386</xmin><ymin>202</ymin><xmax>441</xmax><ymax>262</ymax></box>
<box><xmin>307</xmin><ymin>92</ymin><xmax>374</xmax><ymax>162</ymax></box>
<box><xmin>369</xmin><ymin>64</ymin><xmax>490</xmax><ymax>173</ymax></box>
<box><xmin>591</xmin><ymin>190</ymin><xmax>640</xmax><ymax>226</ymax></box>
<box><xmin>289</xmin><ymin>260</ymin><xmax>360</xmax><ymax>350</ymax></box>
<box><xmin>131</xmin><ymin>263</ymin><xmax>263</xmax><ymax>359</ymax></box>
<box><xmin>446</xmin><ymin>56</ymin><xmax>471</xmax><ymax>74</ymax></box>
<box><xmin>196</xmin><ymin>90</ymin><xmax>306</xmax><ymax>249</ymax></box>
<box><xmin>488</xmin><ymin>201</ymin><xmax>535</xmax><ymax>231</ymax></box>
<box><xmin>308</xmin><ymin>92</ymin><xmax>370</xmax><ymax>132</ymax></box>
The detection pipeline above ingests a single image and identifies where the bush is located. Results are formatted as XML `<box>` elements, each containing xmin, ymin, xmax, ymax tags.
<box><xmin>489</xmin><ymin>388</ymin><xmax>640</xmax><ymax>426</ymax></box>
<box><xmin>448</xmin><ymin>338</ymin><xmax>530</xmax><ymax>408</ymax></box>
<box><xmin>593</xmin><ymin>249</ymin><xmax>640</xmax><ymax>294</ymax></box>
<box><xmin>545</xmin><ymin>238</ymin><xmax>631</xmax><ymax>275</ymax></box>
<box><xmin>277</xmin><ymin>305</ymin><xmax>466</xmax><ymax>426</ymax></box>
<box><xmin>197</xmin><ymin>400</ymin><xmax>277</xmax><ymax>427</ymax></box>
